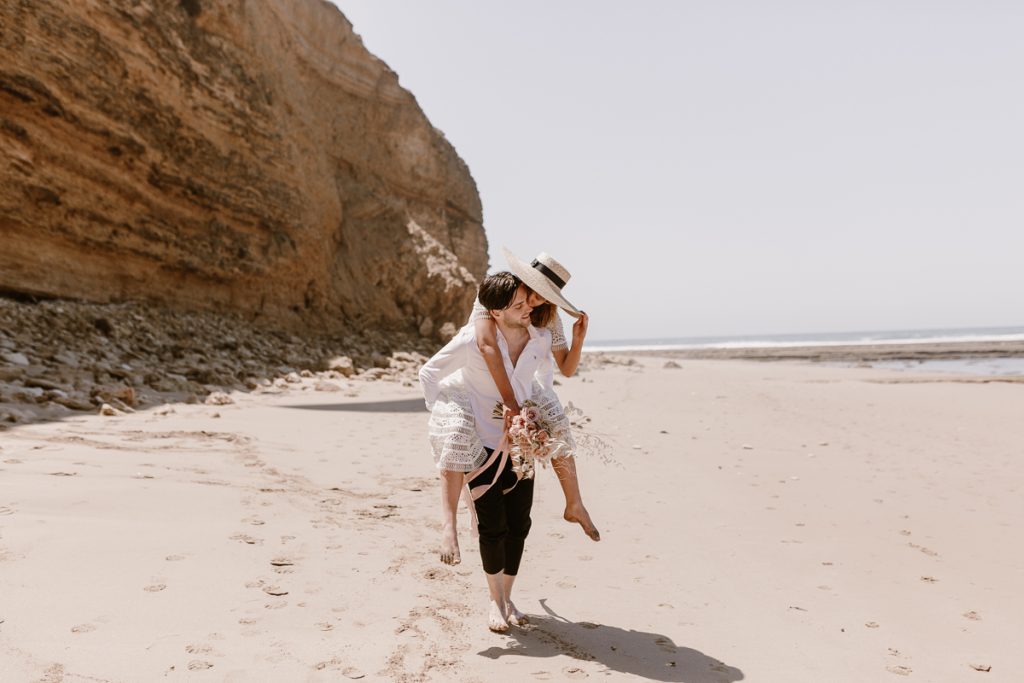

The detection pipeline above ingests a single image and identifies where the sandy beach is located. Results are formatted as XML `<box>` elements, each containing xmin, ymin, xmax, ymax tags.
<box><xmin>2</xmin><ymin>354</ymin><xmax>1022</xmax><ymax>682</ymax></box>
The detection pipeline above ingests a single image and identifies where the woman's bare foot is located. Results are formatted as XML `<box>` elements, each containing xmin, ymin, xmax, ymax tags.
<box><xmin>488</xmin><ymin>600</ymin><xmax>509</xmax><ymax>632</ymax></box>
<box><xmin>506</xmin><ymin>601</ymin><xmax>528</xmax><ymax>627</ymax></box>
<box><xmin>564</xmin><ymin>503</ymin><xmax>600</xmax><ymax>541</ymax></box>
<box><xmin>439</xmin><ymin>525</ymin><xmax>461</xmax><ymax>565</ymax></box>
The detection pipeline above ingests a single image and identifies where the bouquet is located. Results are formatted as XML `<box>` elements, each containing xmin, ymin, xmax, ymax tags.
<box><xmin>493</xmin><ymin>399</ymin><xmax>567</xmax><ymax>479</ymax></box>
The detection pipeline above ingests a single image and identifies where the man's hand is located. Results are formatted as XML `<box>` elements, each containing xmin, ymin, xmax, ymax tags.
<box><xmin>573</xmin><ymin>311</ymin><xmax>589</xmax><ymax>341</ymax></box>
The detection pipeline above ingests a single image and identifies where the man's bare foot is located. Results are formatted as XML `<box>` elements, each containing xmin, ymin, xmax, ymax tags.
<box><xmin>506</xmin><ymin>601</ymin><xmax>528</xmax><ymax>627</ymax></box>
<box><xmin>564</xmin><ymin>503</ymin><xmax>600</xmax><ymax>541</ymax></box>
<box><xmin>488</xmin><ymin>600</ymin><xmax>509</xmax><ymax>632</ymax></box>
<box><xmin>439</xmin><ymin>525</ymin><xmax>461</xmax><ymax>565</ymax></box>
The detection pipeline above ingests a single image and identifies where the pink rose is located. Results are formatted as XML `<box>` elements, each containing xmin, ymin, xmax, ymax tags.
<box><xmin>523</xmin><ymin>406</ymin><xmax>541</xmax><ymax>423</ymax></box>
<box><xmin>535</xmin><ymin>430</ymin><xmax>549</xmax><ymax>444</ymax></box>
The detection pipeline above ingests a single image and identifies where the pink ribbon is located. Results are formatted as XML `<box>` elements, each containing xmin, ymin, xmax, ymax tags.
<box><xmin>465</xmin><ymin>435</ymin><xmax>519</xmax><ymax>501</ymax></box>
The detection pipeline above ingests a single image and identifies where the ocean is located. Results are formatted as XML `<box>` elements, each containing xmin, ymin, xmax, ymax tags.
<box><xmin>587</xmin><ymin>325</ymin><xmax>1024</xmax><ymax>353</ymax></box>
<box><xmin>586</xmin><ymin>325</ymin><xmax>1024</xmax><ymax>377</ymax></box>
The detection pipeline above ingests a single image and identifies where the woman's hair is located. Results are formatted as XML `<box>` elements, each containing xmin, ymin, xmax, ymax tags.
<box><xmin>528</xmin><ymin>294</ymin><xmax>556</xmax><ymax>328</ymax></box>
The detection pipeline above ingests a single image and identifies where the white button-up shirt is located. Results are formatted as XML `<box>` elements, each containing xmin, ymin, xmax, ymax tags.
<box><xmin>419</xmin><ymin>322</ymin><xmax>552</xmax><ymax>449</ymax></box>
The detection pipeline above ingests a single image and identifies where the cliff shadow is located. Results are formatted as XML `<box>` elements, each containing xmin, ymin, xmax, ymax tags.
<box><xmin>477</xmin><ymin>599</ymin><xmax>744</xmax><ymax>682</ymax></box>
<box><xmin>279</xmin><ymin>398</ymin><xmax>427</xmax><ymax>413</ymax></box>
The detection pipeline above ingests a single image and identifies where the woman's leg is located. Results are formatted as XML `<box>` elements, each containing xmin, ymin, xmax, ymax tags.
<box><xmin>552</xmin><ymin>455</ymin><xmax>600</xmax><ymax>541</ymax></box>
<box><xmin>439</xmin><ymin>469</ymin><xmax>464</xmax><ymax>565</ymax></box>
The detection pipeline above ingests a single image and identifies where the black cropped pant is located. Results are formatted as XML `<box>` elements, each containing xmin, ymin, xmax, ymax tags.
<box><xmin>469</xmin><ymin>447</ymin><xmax>534</xmax><ymax>576</ymax></box>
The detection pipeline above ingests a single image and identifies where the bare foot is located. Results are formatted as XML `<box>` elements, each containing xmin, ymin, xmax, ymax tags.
<box><xmin>507</xmin><ymin>600</ymin><xmax>528</xmax><ymax>627</ymax></box>
<box><xmin>564</xmin><ymin>503</ymin><xmax>600</xmax><ymax>542</ymax></box>
<box><xmin>439</xmin><ymin>525</ymin><xmax>461</xmax><ymax>565</ymax></box>
<box><xmin>488</xmin><ymin>600</ymin><xmax>509</xmax><ymax>633</ymax></box>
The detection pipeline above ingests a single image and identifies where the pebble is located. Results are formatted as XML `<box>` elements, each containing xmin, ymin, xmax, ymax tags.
<box><xmin>2</xmin><ymin>351</ymin><xmax>29</xmax><ymax>366</ymax></box>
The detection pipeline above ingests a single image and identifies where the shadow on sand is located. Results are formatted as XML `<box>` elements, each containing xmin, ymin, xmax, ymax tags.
<box><xmin>477</xmin><ymin>600</ymin><xmax>743</xmax><ymax>682</ymax></box>
<box><xmin>279</xmin><ymin>398</ymin><xmax>427</xmax><ymax>413</ymax></box>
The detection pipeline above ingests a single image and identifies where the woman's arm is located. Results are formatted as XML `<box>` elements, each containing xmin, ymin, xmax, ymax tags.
<box><xmin>475</xmin><ymin>315</ymin><xmax>520</xmax><ymax>416</ymax></box>
<box><xmin>552</xmin><ymin>312</ymin><xmax>589</xmax><ymax>376</ymax></box>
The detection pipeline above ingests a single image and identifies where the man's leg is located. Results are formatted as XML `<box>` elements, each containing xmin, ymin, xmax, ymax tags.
<box><xmin>501</xmin><ymin>474</ymin><xmax>535</xmax><ymax>626</ymax></box>
<box><xmin>469</xmin><ymin>448</ymin><xmax>512</xmax><ymax>631</ymax></box>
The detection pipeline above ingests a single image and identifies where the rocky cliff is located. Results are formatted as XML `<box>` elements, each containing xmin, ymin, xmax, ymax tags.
<box><xmin>0</xmin><ymin>0</ymin><xmax>486</xmax><ymax>335</ymax></box>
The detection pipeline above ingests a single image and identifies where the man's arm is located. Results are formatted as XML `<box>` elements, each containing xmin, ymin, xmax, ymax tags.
<box><xmin>418</xmin><ymin>330</ymin><xmax>469</xmax><ymax>409</ymax></box>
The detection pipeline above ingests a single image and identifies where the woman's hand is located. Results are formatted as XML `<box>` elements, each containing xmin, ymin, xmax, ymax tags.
<box><xmin>572</xmin><ymin>311</ymin><xmax>589</xmax><ymax>341</ymax></box>
<box><xmin>503</xmin><ymin>403</ymin><xmax>521</xmax><ymax>432</ymax></box>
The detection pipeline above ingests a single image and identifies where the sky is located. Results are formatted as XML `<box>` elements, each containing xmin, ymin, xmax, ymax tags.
<box><xmin>334</xmin><ymin>1</ymin><xmax>1024</xmax><ymax>341</ymax></box>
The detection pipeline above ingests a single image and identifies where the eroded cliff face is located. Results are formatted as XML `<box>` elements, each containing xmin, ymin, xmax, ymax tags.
<box><xmin>0</xmin><ymin>0</ymin><xmax>486</xmax><ymax>335</ymax></box>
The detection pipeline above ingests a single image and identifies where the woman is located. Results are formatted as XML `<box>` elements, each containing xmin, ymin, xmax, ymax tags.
<box><xmin>471</xmin><ymin>249</ymin><xmax>599</xmax><ymax>543</ymax></box>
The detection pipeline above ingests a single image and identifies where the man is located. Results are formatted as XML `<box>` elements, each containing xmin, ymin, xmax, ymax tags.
<box><xmin>418</xmin><ymin>272</ymin><xmax>552</xmax><ymax>633</ymax></box>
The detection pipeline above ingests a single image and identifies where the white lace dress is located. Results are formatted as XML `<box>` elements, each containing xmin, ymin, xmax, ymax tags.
<box><xmin>427</xmin><ymin>303</ymin><xmax>577</xmax><ymax>472</ymax></box>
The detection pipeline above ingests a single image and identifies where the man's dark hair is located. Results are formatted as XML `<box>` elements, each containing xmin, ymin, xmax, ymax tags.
<box><xmin>477</xmin><ymin>271</ymin><xmax>523</xmax><ymax>311</ymax></box>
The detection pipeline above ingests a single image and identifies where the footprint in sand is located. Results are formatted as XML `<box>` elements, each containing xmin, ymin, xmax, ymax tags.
<box><xmin>886</xmin><ymin>665</ymin><xmax>912</xmax><ymax>676</ymax></box>
<box><xmin>262</xmin><ymin>585</ymin><xmax>289</xmax><ymax>596</ymax></box>
<box><xmin>229</xmin><ymin>533</ymin><xmax>262</xmax><ymax>545</ymax></box>
<box><xmin>166</xmin><ymin>554</ymin><xmax>186</xmax><ymax>562</ymax></box>
<box><xmin>0</xmin><ymin>505</ymin><xmax>14</xmax><ymax>516</ymax></box>
<box><xmin>530</xmin><ymin>672</ymin><xmax>552</xmax><ymax>680</ymax></box>
<box><xmin>187</xmin><ymin>660</ymin><xmax>213</xmax><ymax>671</ymax></box>
<box><xmin>185</xmin><ymin>643</ymin><xmax>214</xmax><ymax>655</ymax></box>
<box><xmin>963</xmin><ymin>611</ymin><xmax>981</xmax><ymax>621</ymax></box>
<box><xmin>424</xmin><ymin>567</ymin><xmax>452</xmax><ymax>580</ymax></box>
<box><xmin>265</xmin><ymin>600</ymin><xmax>288</xmax><ymax>610</ymax></box>
<box><xmin>556</xmin><ymin>581</ymin><xmax>576</xmax><ymax>589</ymax></box>
<box><xmin>144</xmin><ymin>584</ymin><xmax>167</xmax><ymax>592</ymax></box>
<box><xmin>71</xmin><ymin>623</ymin><xmax>96</xmax><ymax>633</ymax></box>
<box><xmin>563</xmin><ymin>666</ymin><xmax>588</xmax><ymax>679</ymax></box>
<box><xmin>238</xmin><ymin>617</ymin><xmax>257</xmax><ymax>625</ymax></box>
<box><xmin>242</xmin><ymin>516</ymin><xmax>266</xmax><ymax>526</ymax></box>
<box><xmin>270</xmin><ymin>557</ymin><xmax>294</xmax><ymax>567</ymax></box>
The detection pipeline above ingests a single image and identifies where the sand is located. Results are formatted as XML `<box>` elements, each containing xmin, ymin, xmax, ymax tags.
<box><xmin>1</xmin><ymin>356</ymin><xmax>1022</xmax><ymax>681</ymax></box>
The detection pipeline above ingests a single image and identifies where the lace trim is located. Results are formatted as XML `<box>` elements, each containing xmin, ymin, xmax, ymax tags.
<box><xmin>427</xmin><ymin>381</ymin><xmax>575</xmax><ymax>470</ymax></box>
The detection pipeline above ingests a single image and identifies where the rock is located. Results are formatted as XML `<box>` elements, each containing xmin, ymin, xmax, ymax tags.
<box><xmin>284</xmin><ymin>372</ymin><xmax>302</xmax><ymax>384</ymax></box>
<box><xmin>327</xmin><ymin>356</ymin><xmax>355</xmax><ymax>377</ymax></box>
<box><xmin>0</xmin><ymin>366</ymin><xmax>25</xmax><ymax>381</ymax></box>
<box><xmin>360</xmin><ymin>368</ymin><xmax>390</xmax><ymax>381</ymax></box>
<box><xmin>15</xmin><ymin>386</ymin><xmax>46</xmax><ymax>401</ymax></box>
<box><xmin>205</xmin><ymin>391</ymin><xmax>234</xmax><ymax>406</ymax></box>
<box><xmin>438</xmin><ymin>322</ymin><xmax>458</xmax><ymax>342</ymax></box>
<box><xmin>314</xmin><ymin>381</ymin><xmax>342</xmax><ymax>392</ymax></box>
<box><xmin>53</xmin><ymin>395</ymin><xmax>95</xmax><ymax>411</ymax></box>
<box><xmin>99</xmin><ymin>403</ymin><xmax>120</xmax><ymax>416</ymax></box>
<box><xmin>2</xmin><ymin>352</ymin><xmax>29</xmax><ymax>366</ymax></box>
<box><xmin>418</xmin><ymin>317</ymin><xmax>434</xmax><ymax>338</ymax></box>
<box><xmin>0</xmin><ymin>0</ymin><xmax>485</xmax><ymax>333</ymax></box>
<box><xmin>25</xmin><ymin>378</ymin><xmax>68</xmax><ymax>391</ymax></box>
<box><xmin>92</xmin><ymin>385</ymin><xmax>136</xmax><ymax>408</ymax></box>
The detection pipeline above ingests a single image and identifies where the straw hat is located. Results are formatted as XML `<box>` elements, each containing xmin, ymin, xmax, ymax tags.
<box><xmin>502</xmin><ymin>247</ymin><xmax>582</xmax><ymax>319</ymax></box>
